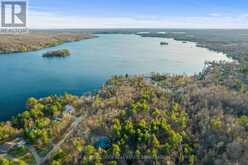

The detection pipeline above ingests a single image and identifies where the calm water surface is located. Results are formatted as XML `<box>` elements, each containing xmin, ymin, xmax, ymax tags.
<box><xmin>0</xmin><ymin>34</ymin><xmax>231</xmax><ymax>120</ymax></box>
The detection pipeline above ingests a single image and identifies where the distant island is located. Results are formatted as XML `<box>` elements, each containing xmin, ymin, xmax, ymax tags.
<box><xmin>43</xmin><ymin>49</ymin><xmax>71</xmax><ymax>58</ymax></box>
<box><xmin>160</xmin><ymin>41</ymin><xmax>168</xmax><ymax>45</ymax></box>
<box><xmin>0</xmin><ymin>32</ymin><xmax>95</xmax><ymax>54</ymax></box>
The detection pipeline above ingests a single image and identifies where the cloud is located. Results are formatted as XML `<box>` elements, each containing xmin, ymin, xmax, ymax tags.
<box><xmin>209</xmin><ymin>13</ymin><xmax>221</xmax><ymax>17</ymax></box>
<box><xmin>28</xmin><ymin>10</ymin><xmax>248</xmax><ymax>29</ymax></box>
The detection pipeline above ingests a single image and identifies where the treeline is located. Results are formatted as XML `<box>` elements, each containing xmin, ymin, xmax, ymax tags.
<box><xmin>139</xmin><ymin>30</ymin><xmax>248</xmax><ymax>61</ymax></box>
<box><xmin>0</xmin><ymin>32</ymin><xmax>94</xmax><ymax>54</ymax></box>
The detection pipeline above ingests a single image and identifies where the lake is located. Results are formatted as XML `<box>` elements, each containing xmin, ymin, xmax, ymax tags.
<box><xmin>0</xmin><ymin>34</ymin><xmax>231</xmax><ymax>120</ymax></box>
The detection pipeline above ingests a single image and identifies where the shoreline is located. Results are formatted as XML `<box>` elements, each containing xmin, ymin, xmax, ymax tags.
<box><xmin>0</xmin><ymin>32</ymin><xmax>96</xmax><ymax>55</ymax></box>
<box><xmin>136</xmin><ymin>32</ymin><xmax>239</xmax><ymax>61</ymax></box>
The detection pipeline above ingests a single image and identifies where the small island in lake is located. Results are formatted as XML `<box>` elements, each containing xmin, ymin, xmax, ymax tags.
<box><xmin>42</xmin><ymin>49</ymin><xmax>71</xmax><ymax>58</ymax></box>
<box><xmin>160</xmin><ymin>41</ymin><xmax>169</xmax><ymax>45</ymax></box>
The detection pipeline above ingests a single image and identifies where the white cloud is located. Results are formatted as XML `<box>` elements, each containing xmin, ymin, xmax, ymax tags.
<box><xmin>28</xmin><ymin>10</ymin><xmax>248</xmax><ymax>29</ymax></box>
<box><xmin>209</xmin><ymin>13</ymin><xmax>221</xmax><ymax>17</ymax></box>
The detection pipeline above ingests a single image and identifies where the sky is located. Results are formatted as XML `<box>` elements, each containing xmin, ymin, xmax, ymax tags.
<box><xmin>24</xmin><ymin>0</ymin><xmax>248</xmax><ymax>28</ymax></box>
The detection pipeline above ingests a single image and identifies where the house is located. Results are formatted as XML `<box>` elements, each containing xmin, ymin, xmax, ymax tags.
<box><xmin>0</xmin><ymin>138</ymin><xmax>26</xmax><ymax>154</ymax></box>
<box><xmin>16</xmin><ymin>139</ymin><xmax>26</xmax><ymax>148</ymax></box>
<box><xmin>63</xmin><ymin>105</ymin><xmax>75</xmax><ymax>117</ymax></box>
<box><xmin>0</xmin><ymin>142</ymin><xmax>16</xmax><ymax>153</ymax></box>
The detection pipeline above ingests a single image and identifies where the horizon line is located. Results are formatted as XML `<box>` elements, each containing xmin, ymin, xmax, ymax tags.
<box><xmin>30</xmin><ymin>27</ymin><xmax>248</xmax><ymax>30</ymax></box>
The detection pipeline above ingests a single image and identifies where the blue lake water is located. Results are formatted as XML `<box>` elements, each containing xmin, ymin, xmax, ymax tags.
<box><xmin>0</xmin><ymin>34</ymin><xmax>231</xmax><ymax>120</ymax></box>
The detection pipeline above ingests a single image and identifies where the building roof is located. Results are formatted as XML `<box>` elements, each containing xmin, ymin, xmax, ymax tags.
<box><xmin>0</xmin><ymin>142</ymin><xmax>16</xmax><ymax>153</ymax></box>
<box><xmin>63</xmin><ymin>105</ymin><xmax>75</xmax><ymax>114</ymax></box>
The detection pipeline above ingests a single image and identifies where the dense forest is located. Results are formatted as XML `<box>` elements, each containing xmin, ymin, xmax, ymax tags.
<box><xmin>50</xmin><ymin>64</ymin><xmax>248</xmax><ymax>165</ymax></box>
<box><xmin>0</xmin><ymin>30</ymin><xmax>248</xmax><ymax>164</ymax></box>
<box><xmin>0</xmin><ymin>32</ymin><xmax>94</xmax><ymax>54</ymax></box>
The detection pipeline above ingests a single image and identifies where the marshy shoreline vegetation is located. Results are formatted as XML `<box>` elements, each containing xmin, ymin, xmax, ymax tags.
<box><xmin>0</xmin><ymin>29</ymin><xmax>248</xmax><ymax>164</ymax></box>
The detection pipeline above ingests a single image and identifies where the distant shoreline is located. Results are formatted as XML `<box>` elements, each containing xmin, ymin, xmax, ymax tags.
<box><xmin>0</xmin><ymin>32</ymin><xmax>96</xmax><ymax>54</ymax></box>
